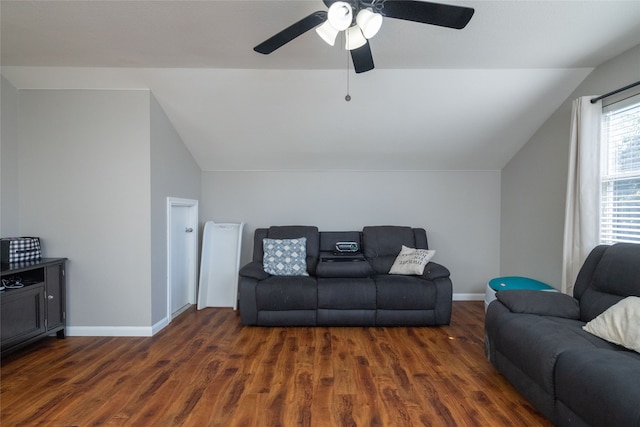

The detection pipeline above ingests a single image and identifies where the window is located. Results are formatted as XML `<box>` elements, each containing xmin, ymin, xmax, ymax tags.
<box><xmin>600</xmin><ymin>95</ymin><xmax>640</xmax><ymax>244</ymax></box>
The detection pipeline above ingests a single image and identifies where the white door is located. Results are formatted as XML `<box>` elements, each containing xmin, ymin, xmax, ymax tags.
<box><xmin>171</xmin><ymin>205</ymin><xmax>191</xmax><ymax>314</ymax></box>
<box><xmin>167</xmin><ymin>198</ymin><xmax>198</xmax><ymax>319</ymax></box>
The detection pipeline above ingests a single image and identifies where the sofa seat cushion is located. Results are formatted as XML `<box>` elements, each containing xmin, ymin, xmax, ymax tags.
<box><xmin>318</xmin><ymin>278</ymin><xmax>376</xmax><ymax>309</ymax></box>
<box><xmin>374</xmin><ymin>275</ymin><xmax>436</xmax><ymax>310</ymax></box>
<box><xmin>556</xmin><ymin>348</ymin><xmax>640</xmax><ymax>427</ymax></box>
<box><xmin>493</xmin><ymin>313</ymin><xmax>620</xmax><ymax>397</ymax></box>
<box><xmin>256</xmin><ymin>276</ymin><xmax>317</xmax><ymax>311</ymax></box>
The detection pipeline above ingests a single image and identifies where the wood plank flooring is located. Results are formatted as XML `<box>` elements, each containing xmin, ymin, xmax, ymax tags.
<box><xmin>1</xmin><ymin>302</ymin><xmax>551</xmax><ymax>426</ymax></box>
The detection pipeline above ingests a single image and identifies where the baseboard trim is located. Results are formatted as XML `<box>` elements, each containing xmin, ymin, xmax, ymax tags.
<box><xmin>66</xmin><ymin>298</ymin><xmax>482</xmax><ymax>336</ymax></box>
<box><xmin>152</xmin><ymin>317</ymin><xmax>170</xmax><ymax>335</ymax></box>
<box><xmin>67</xmin><ymin>317</ymin><xmax>170</xmax><ymax>337</ymax></box>
<box><xmin>453</xmin><ymin>293</ymin><xmax>484</xmax><ymax>301</ymax></box>
<box><xmin>66</xmin><ymin>326</ymin><xmax>153</xmax><ymax>337</ymax></box>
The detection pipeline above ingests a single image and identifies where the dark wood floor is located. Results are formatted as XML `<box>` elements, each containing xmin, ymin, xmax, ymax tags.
<box><xmin>1</xmin><ymin>301</ymin><xmax>551</xmax><ymax>426</ymax></box>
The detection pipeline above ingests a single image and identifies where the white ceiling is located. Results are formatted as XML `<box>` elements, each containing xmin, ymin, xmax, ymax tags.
<box><xmin>2</xmin><ymin>1</ymin><xmax>640</xmax><ymax>171</ymax></box>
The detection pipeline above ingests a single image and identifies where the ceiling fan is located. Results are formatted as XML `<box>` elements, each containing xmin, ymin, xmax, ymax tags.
<box><xmin>254</xmin><ymin>0</ymin><xmax>474</xmax><ymax>73</ymax></box>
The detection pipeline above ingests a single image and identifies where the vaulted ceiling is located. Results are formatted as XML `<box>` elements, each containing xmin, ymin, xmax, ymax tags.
<box><xmin>2</xmin><ymin>1</ymin><xmax>640</xmax><ymax>171</ymax></box>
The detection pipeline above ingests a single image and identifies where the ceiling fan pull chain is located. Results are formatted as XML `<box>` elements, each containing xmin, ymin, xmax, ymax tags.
<box><xmin>345</xmin><ymin>31</ymin><xmax>351</xmax><ymax>102</ymax></box>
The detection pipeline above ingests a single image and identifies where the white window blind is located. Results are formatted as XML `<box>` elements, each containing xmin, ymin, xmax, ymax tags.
<box><xmin>600</xmin><ymin>95</ymin><xmax>640</xmax><ymax>244</ymax></box>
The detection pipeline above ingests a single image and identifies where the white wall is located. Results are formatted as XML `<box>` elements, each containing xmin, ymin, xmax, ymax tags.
<box><xmin>501</xmin><ymin>44</ymin><xmax>640</xmax><ymax>288</ymax></box>
<box><xmin>149</xmin><ymin>94</ymin><xmax>201</xmax><ymax>325</ymax></box>
<box><xmin>17</xmin><ymin>89</ymin><xmax>153</xmax><ymax>330</ymax></box>
<box><xmin>1</xmin><ymin>76</ymin><xmax>20</xmax><ymax>236</ymax></box>
<box><xmin>202</xmin><ymin>170</ymin><xmax>501</xmax><ymax>297</ymax></box>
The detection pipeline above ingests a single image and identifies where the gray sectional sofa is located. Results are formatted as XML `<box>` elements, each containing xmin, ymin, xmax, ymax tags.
<box><xmin>238</xmin><ymin>225</ymin><xmax>452</xmax><ymax>326</ymax></box>
<box><xmin>485</xmin><ymin>243</ymin><xmax>640</xmax><ymax>426</ymax></box>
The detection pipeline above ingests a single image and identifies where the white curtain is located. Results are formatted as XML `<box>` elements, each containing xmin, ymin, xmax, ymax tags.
<box><xmin>561</xmin><ymin>97</ymin><xmax>602</xmax><ymax>294</ymax></box>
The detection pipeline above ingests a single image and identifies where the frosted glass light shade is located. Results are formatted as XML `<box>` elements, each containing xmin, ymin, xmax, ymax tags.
<box><xmin>356</xmin><ymin>8</ymin><xmax>383</xmax><ymax>39</ymax></box>
<box><xmin>345</xmin><ymin>25</ymin><xmax>366</xmax><ymax>50</ymax></box>
<box><xmin>327</xmin><ymin>1</ymin><xmax>353</xmax><ymax>31</ymax></box>
<box><xmin>316</xmin><ymin>21</ymin><xmax>339</xmax><ymax>46</ymax></box>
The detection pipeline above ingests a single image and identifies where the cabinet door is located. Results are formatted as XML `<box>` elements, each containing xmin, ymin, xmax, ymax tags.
<box><xmin>45</xmin><ymin>264</ymin><xmax>65</xmax><ymax>331</ymax></box>
<box><xmin>1</xmin><ymin>284</ymin><xmax>46</xmax><ymax>348</ymax></box>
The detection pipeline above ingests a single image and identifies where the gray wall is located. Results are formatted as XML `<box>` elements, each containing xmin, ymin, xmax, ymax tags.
<box><xmin>1</xmin><ymin>76</ymin><xmax>20</xmax><ymax>236</ymax></box>
<box><xmin>150</xmin><ymin>94</ymin><xmax>201</xmax><ymax>325</ymax></box>
<box><xmin>501</xmin><ymin>44</ymin><xmax>640</xmax><ymax>288</ymax></box>
<box><xmin>5</xmin><ymin>87</ymin><xmax>200</xmax><ymax>333</ymax></box>
<box><xmin>201</xmin><ymin>170</ymin><xmax>501</xmax><ymax>297</ymax></box>
<box><xmin>17</xmin><ymin>89</ymin><xmax>153</xmax><ymax>330</ymax></box>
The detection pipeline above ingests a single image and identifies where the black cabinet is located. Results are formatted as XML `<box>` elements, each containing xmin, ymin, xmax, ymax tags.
<box><xmin>45</xmin><ymin>264</ymin><xmax>65</xmax><ymax>334</ymax></box>
<box><xmin>1</xmin><ymin>258</ymin><xmax>66</xmax><ymax>357</ymax></box>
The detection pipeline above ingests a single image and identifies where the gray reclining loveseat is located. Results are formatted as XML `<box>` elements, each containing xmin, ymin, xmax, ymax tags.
<box><xmin>238</xmin><ymin>225</ymin><xmax>452</xmax><ymax>326</ymax></box>
<box><xmin>485</xmin><ymin>243</ymin><xmax>640</xmax><ymax>426</ymax></box>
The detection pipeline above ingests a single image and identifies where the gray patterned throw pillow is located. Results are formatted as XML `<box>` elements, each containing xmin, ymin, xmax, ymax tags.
<box><xmin>263</xmin><ymin>237</ymin><xmax>309</xmax><ymax>276</ymax></box>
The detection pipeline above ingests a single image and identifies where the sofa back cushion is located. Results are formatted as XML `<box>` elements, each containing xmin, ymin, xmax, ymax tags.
<box><xmin>363</xmin><ymin>226</ymin><xmax>428</xmax><ymax>274</ymax></box>
<box><xmin>252</xmin><ymin>228</ymin><xmax>269</xmax><ymax>261</ymax></box>
<box><xmin>578</xmin><ymin>243</ymin><xmax>640</xmax><ymax>322</ymax></box>
<box><xmin>252</xmin><ymin>226</ymin><xmax>320</xmax><ymax>275</ymax></box>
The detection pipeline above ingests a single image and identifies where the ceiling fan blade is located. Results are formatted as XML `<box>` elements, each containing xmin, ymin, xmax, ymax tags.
<box><xmin>380</xmin><ymin>1</ymin><xmax>474</xmax><ymax>29</ymax></box>
<box><xmin>351</xmin><ymin>41</ymin><xmax>375</xmax><ymax>73</ymax></box>
<box><xmin>254</xmin><ymin>11</ymin><xmax>328</xmax><ymax>54</ymax></box>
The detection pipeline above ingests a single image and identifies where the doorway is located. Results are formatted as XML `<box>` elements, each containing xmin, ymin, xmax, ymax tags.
<box><xmin>167</xmin><ymin>197</ymin><xmax>198</xmax><ymax>320</ymax></box>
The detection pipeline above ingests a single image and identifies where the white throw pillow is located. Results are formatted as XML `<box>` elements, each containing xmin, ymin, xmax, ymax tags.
<box><xmin>388</xmin><ymin>245</ymin><xmax>435</xmax><ymax>275</ymax></box>
<box><xmin>582</xmin><ymin>296</ymin><xmax>640</xmax><ymax>353</ymax></box>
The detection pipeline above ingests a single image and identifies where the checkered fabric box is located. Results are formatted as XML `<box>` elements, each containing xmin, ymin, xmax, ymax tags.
<box><xmin>1</xmin><ymin>237</ymin><xmax>42</xmax><ymax>263</ymax></box>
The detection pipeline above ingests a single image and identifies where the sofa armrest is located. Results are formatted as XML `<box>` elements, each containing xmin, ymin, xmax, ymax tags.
<box><xmin>496</xmin><ymin>290</ymin><xmax>580</xmax><ymax>319</ymax></box>
<box><xmin>239</xmin><ymin>276</ymin><xmax>258</xmax><ymax>325</ymax></box>
<box><xmin>239</xmin><ymin>261</ymin><xmax>270</xmax><ymax>281</ymax></box>
<box><xmin>421</xmin><ymin>262</ymin><xmax>450</xmax><ymax>281</ymax></box>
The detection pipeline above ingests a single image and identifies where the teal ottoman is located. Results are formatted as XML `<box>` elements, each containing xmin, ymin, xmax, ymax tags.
<box><xmin>484</xmin><ymin>276</ymin><xmax>557</xmax><ymax>311</ymax></box>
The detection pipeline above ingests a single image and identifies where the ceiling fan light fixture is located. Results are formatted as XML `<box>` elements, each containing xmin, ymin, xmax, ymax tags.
<box><xmin>315</xmin><ymin>21</ymin><xmax>339</xmax><ymax>46</ymax></box>
<box><xmin>356</xmin><ymin>8</ymin><xmax>383</xmax><ymax>39</ymax></box>
<box><xmin>345</xmin><ymin>25</ymin><xmax>367</xmax><ymax>50</ymax></box>
<box><xmin>327</xmin><ymin>1</ymin><xmax>353</xmax><ymax>31</ymax></box>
